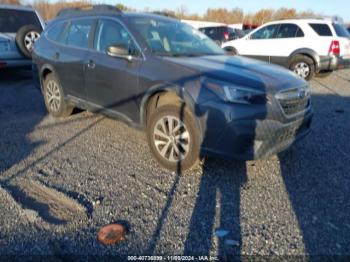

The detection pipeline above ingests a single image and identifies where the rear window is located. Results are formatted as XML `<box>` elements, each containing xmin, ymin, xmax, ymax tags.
<box><xmin>200</xmin><ymin>27</ymin><xmax>219</xmax><ymax>36</ymax></box>
<box><xmin>333</xmin><ymin>23</ymin><xmax>350</xmax><ymax>38</ymax></box>
<box><xmin>65</xmin><ymin>19</ymin><xmax>93</xmax><ymax>48</ymax></box>
<box><xmin>309</xmin><ymin>23</ymin><xmax>332</xmax><ymax>36</ymax></box>
<box><xmin>0</xmin><ymin>9</ymin><xmax>41</xmax><ymax>33</ymax></box>
<box><xmin>46</xmin><ymin>22</ymin><xmax>67</xmax><ymax>43</ymax></box>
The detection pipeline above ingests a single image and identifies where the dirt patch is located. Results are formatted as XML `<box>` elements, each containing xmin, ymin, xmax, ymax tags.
<box><xmin>4</xmin><ymin>179</ymin><xmax>87</xmax><ymax>225</ymax></box>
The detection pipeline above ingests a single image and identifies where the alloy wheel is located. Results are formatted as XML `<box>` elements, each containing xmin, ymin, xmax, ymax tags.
<box><xmin>24</xmin><ymin>31</ymin><xmax>40</xmax><ymax>52</ymax></box>
<box><xmin>153</xmin><ymin>115</ymin><xmax>190</xmax><ymax>162</ymax></box>
<box><xmin>46</xmin><ymin>80</ymin><xmax>61</xmax><ymax>112</ymax></box>
<box><xmin>294</xmin><ymin>62</ymin><xmax>310</xmax><ymax>79</ymax></box>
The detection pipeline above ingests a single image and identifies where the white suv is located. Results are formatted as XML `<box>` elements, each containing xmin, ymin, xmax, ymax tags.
<box><xmin>222</xmin><ymin>18</ymin><xmax>350</xmax><ymax>80</ymax></box>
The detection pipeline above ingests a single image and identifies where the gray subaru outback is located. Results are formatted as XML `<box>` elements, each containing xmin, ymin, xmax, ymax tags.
<box><xmin>32</xmin><ymin>5</ymin><xmax>313</xmax><ymax>171</ymax></box>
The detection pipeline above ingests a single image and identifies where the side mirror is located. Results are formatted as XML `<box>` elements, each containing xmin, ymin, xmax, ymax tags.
<box><xmin>106</xmin><ymin>45</ymin><xmax>132</xmax><ymax>61</ymax></box>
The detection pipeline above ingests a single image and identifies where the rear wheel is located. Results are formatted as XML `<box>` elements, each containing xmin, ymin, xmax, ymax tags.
<box><xmin>147</xmin><ymin>104</ymin><xmax>200</xmax><ymax>172</ymax></box>
<box><xmin>289</xmin><ymin>55</ymin><xmax>315</xmax><ymax>81</ymax></box>
<box><xmin>43</xmin><ymin>73</ymin><xmax>73</xmax><ymax>118</ymax></box>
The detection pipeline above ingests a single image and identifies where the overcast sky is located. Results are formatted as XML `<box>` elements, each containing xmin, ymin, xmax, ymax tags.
<box><xmin>39</xmin><ymin>0</ymin><xmax>350</xmax><ymax>21</ymax></box>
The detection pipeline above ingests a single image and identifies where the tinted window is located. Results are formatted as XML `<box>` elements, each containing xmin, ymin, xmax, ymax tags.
<box><xmin>0</xmin><ymin>9</ymin><xmax>41</xmax><ymax>33</ymax></box>
<box><xmin>66</xmin><ymin>19</ymin><xmax>93</xmax><ymax>48</ymax></box>
<box><xmin>251</xmin><ymin>25</ymin><xmax>279</xmax><ymax>39</ymax></box>
<box><xmin>200</xmin><ymin>27</ymin><xmax>218</xmax><ymax>37</ymax></box>
<box><xmin>333</xmin><ymin>23</ymin><xmax>350</xmax><ymax>38</ymax></box>
<box><xmin>309</xmin><ymin>23</ymin><xmax>332</xmax><ymax>36</ymax></box>
<box><xmin>276</xmin><ymin>24</ymin><xmax>304</xmax><ymax>38</ymax></box>
<box><xmin>46</xmin><ymin>22</ymin><xmax>67</xmax><ymax>43</ymax></box>
<box><xmin>296</xmin><ymin>28</ymin><xmax>305</xmax><ymax>37</ymax></box>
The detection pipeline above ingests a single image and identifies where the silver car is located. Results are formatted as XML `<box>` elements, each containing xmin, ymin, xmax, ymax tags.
<box><xmin>0</xmin><ymin>4</ymin><xmax>45</xmax><ymax>69</ymax></box>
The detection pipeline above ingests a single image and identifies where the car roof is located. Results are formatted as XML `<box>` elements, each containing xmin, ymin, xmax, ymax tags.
<box><xmin>266</xmin><ymin>18</ymin><xmax>340</xmax><ymax>26</ymax></box>
<box><xmin>0</xmin><ymin>4</ymin><xmax>36</xmax><ymax>12</ymax></box>
<box><xmin>55</xmin><ymin>5</ymin><xmax>178</xmax><ymax>22</ymax></box>
<box><xmin>200</xmin><ymin>26</ymin><xmax>228</xmax><ymax>29</ymax></box>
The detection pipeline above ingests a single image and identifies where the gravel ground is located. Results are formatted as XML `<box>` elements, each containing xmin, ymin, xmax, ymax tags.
<box><xmin>0</xmin><ymin>69</ymin><xmax>349</xmax><ymax>258</ymax></box>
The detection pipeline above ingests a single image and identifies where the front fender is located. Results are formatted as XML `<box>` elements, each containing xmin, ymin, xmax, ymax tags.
<box><xmin>139</xmin><ymin>83</ymin><xmax>197</xmax><ymax>127</ymax></box>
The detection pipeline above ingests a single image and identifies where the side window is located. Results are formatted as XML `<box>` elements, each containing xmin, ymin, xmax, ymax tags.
<box><xmin>46</xmin><ymin>22</ymin><xmax>67</xmax><ymax>43</ymax></box>
<box><xmin>205</xmin><ymin>27</ymin><xmax>216</xmax><ymax>37</ymax></box>
<box><xmin>94</xmin><ymin>19</ymin><xmax>138</xmax><ymax>55</ymax></box>
<box><xmin>251</xmin><ymin>25</ymin><xmax>279</xmax><ymax>40</ymax></box>
<box><xmin>66</xmin><ymin>19</ymin><xmax>93</xmax><ymax>48</ymax></box>
<box><xmin>309</xmin><ymin>23</ymin><xmax>332</xmax><ymax>36</ymax></box>
<box><xmin>276</xmin><ymin>24</ymin><xmax>304</xmax><ymax>38</ymax></box>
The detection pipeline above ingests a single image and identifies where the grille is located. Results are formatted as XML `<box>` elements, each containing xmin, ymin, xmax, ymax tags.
<box><xmin>276</xmin><ymin>87</ymin><xmax>310</xmax><ymax>116</ymax></box>
<box><xmin>279</xmin><ymin>97</ymin><xmax>310</xmax><ymax>115</ymax></box>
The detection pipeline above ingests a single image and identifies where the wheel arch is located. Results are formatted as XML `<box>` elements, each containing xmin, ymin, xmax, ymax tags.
<box><xmin>223</xmin><ymin>45</ymin><xmax>238</xmax><ymax>55</ymax></box>
<box><xmin>140</xmin><ymin>84</ymin><xmax>198</xmax><ymax>129</ymax></box>
<box><xmin>288</xmin><ymin>48</ymin><xmax>320</xmax><ymax>71</ymax></box>
<box><xmin>39</xmin><ymin>64</ymin><xmax>56</xmax><ymax>91</ymax></box>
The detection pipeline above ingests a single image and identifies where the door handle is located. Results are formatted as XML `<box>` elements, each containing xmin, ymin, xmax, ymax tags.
<box><xmin>87</xmin><ymin>60</ymin><xmax>95</xmax><ymax>69</ymax></box>
<box><xmin>53</xmin><ymin>52</ymin><xmax>60</xmax><ymax>60</ymax></box>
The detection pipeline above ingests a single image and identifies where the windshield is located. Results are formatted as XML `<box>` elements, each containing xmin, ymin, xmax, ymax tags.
<box><xmin>333</xmin><ymin>23</ymin><xmax>350</xmax><ymax>38</ymax></box>
<box><xmin>126</xmin><ymin>16</ymin><xmax>225</xmax><ymax>57</ymax></box>
<box><xmin>0</xmin><ymin>9</ymin><xmax>41</xmax><ymax>33</ymax></box>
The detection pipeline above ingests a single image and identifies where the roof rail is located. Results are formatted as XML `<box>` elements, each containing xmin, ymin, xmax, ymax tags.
<box><xmin>151</xmin><ymin>11</ymin><xmax>177</xmax><ymax>19</ymax></box>
<box><xmin>57</xmin><ymin>5</ymin><xmax>122</xmax><ymax>17</ymax></box>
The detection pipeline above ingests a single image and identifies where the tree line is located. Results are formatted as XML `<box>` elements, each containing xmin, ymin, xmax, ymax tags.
<box><xmin>2</xmin><ymin>0</ymin><xmax>325</xmax><ymax>24</ymax></box>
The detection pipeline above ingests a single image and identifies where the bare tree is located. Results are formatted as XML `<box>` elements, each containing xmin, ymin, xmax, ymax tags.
<box><xmin>273</xmin><ymin>8</ymin><xmax>298</xmax><ymax>20</ymax></box>
<box><xmin>1</xmin><ymin>0</ymin><xmax>21</xmax><ymax>4</ymax></box>
<box><xmin>253</xmin><ymin>9</ymin><xmax>274</xmax><ymax>25</ymax></box>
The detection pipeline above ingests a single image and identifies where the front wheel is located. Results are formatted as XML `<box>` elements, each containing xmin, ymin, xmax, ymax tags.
<box><xmin>289</xmin><ymin>55</ymin><xmax>315</xmax><ymax>81</ymax></box>
<box><xmin>146</xmin><ymin>104</ymin><xmax>201</xmax><ymax>172</ymax></box>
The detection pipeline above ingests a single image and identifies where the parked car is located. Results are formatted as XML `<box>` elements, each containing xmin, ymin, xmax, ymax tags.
<box><xmin>199</xmin><ymin>26</ymin><xmax>245</xmax><ymax>46</ymax></box>
<box><xmin>0</xmin><ymin>4</ymin><xmax>44</xmax><ymax>69</ymax></box>
<box><xmin>222</xmin><ymin>18</ymin><xmax>350</xmax><ymax>80</ymax></box>
<box><xmin>32</xmin><ymin>5</ymin><xmax>313</xmax><ymax>171</ymax></box>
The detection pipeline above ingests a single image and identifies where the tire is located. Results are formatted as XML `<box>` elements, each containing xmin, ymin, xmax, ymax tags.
<box><xmin>316</xmin><ymin>71</ymin><xmax>333</xmax><ymax>78</ymax></box>
<box><xmin>224</xmin><ymin>46</ymin><xmax>237</xmax><ymax>56</ymax></box>
<box><xmin>147</xmin><ymin>104</ymin><xmax>201</xmax><ymax>172</ymax></box>
<box><xmin>15</xmin><ymin>25</ymin><xmax>42</xmax><ymax>59</ymax></box>
<box><xmin>43</xmin><ymin>73</ymin><xmax>74</xmax><ymax>118</ymax></box>
<box><xmin>289</xmin><ymin>55</ymin><xmax>315</xmax><ymax>81</ymax></box>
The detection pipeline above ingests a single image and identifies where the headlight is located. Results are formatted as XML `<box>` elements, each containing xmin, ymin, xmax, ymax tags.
<box><xmin>205</xmin><ymin>79</ymin><xmax>267</xmax><ymax>104</ymax></box>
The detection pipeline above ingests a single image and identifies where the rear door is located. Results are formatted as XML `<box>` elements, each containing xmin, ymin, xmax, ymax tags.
<box><xmin>84</xmin><ymin>18</ymin><xmax>141</xmax><ymax>122</ymax></box>
<box><xmin>270</xmin><ymin>23</ymin><xmax>307</xmax><ymax>66</ymax></box>
<box><xmin>53</xmin><ymin>18</ymin><xmax>94</xmax><ymax>99</ymax></box>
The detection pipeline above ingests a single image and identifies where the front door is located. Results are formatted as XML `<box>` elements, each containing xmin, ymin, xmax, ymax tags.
<box><xmin>238</xmin><ymin>24</ymin><xmax>280</xmax><ymax>63</ymax></box>
<box><xmin>84</xmin><ymin>19</ymin><xmax>142</xmax><ymax>122</ymax></box>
